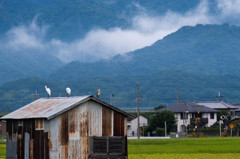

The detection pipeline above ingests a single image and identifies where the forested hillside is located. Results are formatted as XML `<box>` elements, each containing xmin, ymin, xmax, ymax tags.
<box><xmin>50</xmin><ymin>24</ymin><xmax>240</xmax><ymax>80</ymax></box>
<box><xmin>1</xmin><ymin>71</ymin><xmax>240</xmax><ymax>112</ymax></box>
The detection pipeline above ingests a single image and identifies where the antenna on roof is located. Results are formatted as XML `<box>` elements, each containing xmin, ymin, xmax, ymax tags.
<box><xmin>66</xmin><ymin>87</ymin><xmax>71</xmax><ymax>97</ymax></box>
<box><xmin>216</xmin><ymin>91</ymin><xmax>223</xmax><ymax>101</ymax></box>
<box><xmin>177</xmin><ymin>88</ymin><xmax>179</xmax><ymax>103</ymax></box>
<box><xmin>96</xmin><ymin>89</ymin><xmax>101</xmax><ymax>98</ymax></box>
<box><xmin>32</xmin><ymin>90</ymin><xmax>39</xmax><ymax>101</ymax></box>
<box><xmin>45</xmin><ymin>86</ymin><xmax>51</xmax><ymax>98</ymax></box>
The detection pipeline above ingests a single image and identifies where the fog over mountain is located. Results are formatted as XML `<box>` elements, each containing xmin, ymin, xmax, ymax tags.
<box><xmin>1</xmin><ymin>0</ymin><xmax>240</xmax><ymax>64</ymax></box>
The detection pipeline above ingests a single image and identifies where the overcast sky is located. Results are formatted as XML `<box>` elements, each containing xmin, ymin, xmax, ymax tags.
<box><xmin>1</xmin><ymin>0</ymin><xmax>240</xmax><ymax>63</ymax></box>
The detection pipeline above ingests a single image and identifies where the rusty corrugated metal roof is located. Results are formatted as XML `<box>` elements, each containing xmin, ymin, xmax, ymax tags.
<box><xmin>2</xmin><ymin>96</ymin><xmax>90</xmax><ymax>120</ymax></box>
<box><xmin>2</xmin><ymin>95</ymin><xmax>131</xmax><ymax>120</ymax></box>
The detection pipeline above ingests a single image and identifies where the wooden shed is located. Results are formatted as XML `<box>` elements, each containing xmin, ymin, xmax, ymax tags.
<box><xmin>2</xmin><ymin>95</ymin><xmax>130</xmax><ymax>159</ymax></box>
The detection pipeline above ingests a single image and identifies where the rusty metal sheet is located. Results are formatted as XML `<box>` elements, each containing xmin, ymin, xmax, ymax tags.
<box><xmin>88</xmin><ymin>101</ymin><xmax>102</xmax><ymax>137</ymax></box>
<box><xmin>68</xmin><ymin>103</ymin><xmax>89</xmax><ymax>158</ymax></box>
<box><xmin>79</xmin><ymin>136</ymin><xmax>89</xmax><ymax>159</ymax></box>
<box><xmin>49</xmin><ymin>118</ymin><xmax>58</xmax><ymax>151</ymax></box>
<box><xmin>124</xmin><ymin>117</ymin><xmax>127</xmax><ymax>136</ymax></box>
<box><xmin>59</xmin><ymin>113</ymin><xmax>68</xmax><ymax>145</ymax></box>
<box><xmin>6</xmin><ymin>133</ymin><xmax>17</xmax><ymax>158</ymax></box>
<box><xmin>68</xmin><ymin>140</ymin><xmax>79</xmax><ymax>159</ymax></box>
<box><xmin>44</xmin><ymin>132</ymin><xmax>49</xmax><ymax>159</ymax></box>
<box><xmin>2</xmin><ymin>96</ymin><xmax>90</xmax><ymax>120</ymax></box>
<box><xmin>102</xmin><ymin>107</ymin><xmax>113</xmax><ymax>136</ymax></box>
<box><xmin>29</xmin><ymin>139</ymin><xmax>34</xmax><ymax>159</ymax></box>
<box><xmin>2</xmin><ymin>96</ymin><xmax>131</xmax><ymax>121</ymax></box>
<box><xmin>24</xmin><ymin>132</ymin><xmax>30</xmax><ymax>159</ymax></box>
<box><xmin>59</xmin><ymin>145</ymin><xmax>68</xmax><ymax>159</ymax></box>
<box><xmin>5</xmin><ymin>96</ymin><xmax>130</xmax><ymax>159</ymax></box>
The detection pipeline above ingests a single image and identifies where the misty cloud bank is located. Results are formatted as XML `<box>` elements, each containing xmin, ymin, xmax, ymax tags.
<box><xmin>1</xmin><ymin>0</ymin><xmax>240</xmax><ymax>63</ymax></box>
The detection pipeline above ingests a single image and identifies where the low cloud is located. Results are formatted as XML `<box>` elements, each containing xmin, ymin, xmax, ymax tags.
<box><xmin>1</xmin><ymin>0</ymin><xmax>240</xmax><ymax>63</ymax></box>
<box><xmin>217</xmin><ymin>0</ymin><xmax>240</xmax><ymax>16</ymax></box>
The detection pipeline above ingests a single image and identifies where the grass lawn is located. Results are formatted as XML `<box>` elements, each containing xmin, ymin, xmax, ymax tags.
<box><xmin>128</xmin><ymin>137</ymin><xmax>240</xmax><ymax>159</ymax></box>
<box><xmin>1</xmin><ymin>137</ymin><xmax>240</xmax><ymax>158</ymax></box>
<box><xmin>0</xmin><ymin>143</ymin><xmax>6</xmax><ymax>158</ymax></box>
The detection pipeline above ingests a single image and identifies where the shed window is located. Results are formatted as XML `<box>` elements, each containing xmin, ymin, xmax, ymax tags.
<box><xmin>35</xmin><ymin>119</ymin><xmax>44</xmax><ymax>130</ymax></box>
<box><xmin>210</xmin><ymin>113</ymin><xmax>214</xmax><ymax>119</ymax></box>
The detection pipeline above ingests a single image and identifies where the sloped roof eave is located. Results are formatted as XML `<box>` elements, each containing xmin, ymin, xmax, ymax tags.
<box><xmin>2</xmin><ymin>95</ymin><xmax>131</xmax><ymax>120</ymax></box>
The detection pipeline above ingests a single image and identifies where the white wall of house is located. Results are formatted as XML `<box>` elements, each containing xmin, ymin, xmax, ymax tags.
<box><xmin>175</xmin><ymin>113</ymin><xmax>190</xmax><ymax>132</ymax></box>
<box><xmin>127</xmin><ymin>115</ymin><xmax>148</xmax><ymax>136</ymax></box>
<box><xmin>175</xmin><ymin>112</ymin><xmax>217</xmax><ymax>132</ymax></box>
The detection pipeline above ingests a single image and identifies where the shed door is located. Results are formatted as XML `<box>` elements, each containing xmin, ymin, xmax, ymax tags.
<box><xmin>114</xmin><ymin>112</ymin><xmax>125</xmax><ymax>136</ymax></box>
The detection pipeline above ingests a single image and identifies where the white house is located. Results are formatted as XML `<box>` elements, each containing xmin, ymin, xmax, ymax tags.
<box><xmin>127</xmin><ymin>115</ymin><xmax>148</xmax><ymax>136</ymax></box>
<box><xmin>158</xmin><ymin>101</ymin><xmax>218</xmax><ymax>132</ymax></box>
<box><xmin>196</xmin><ymin>101</ymin><xmax>238</xmax><ymax>118</ymax></box>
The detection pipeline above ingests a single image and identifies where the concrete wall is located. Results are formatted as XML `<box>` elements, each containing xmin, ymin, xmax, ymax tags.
<box><xmin>127</xmin><ymin>116</ymin><xmax>148</xmax><ymax>136</ymax></box>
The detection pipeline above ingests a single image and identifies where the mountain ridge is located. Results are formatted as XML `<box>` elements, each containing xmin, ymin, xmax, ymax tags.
<box><xmin>50</xmin><ymin>24</ymin><xmax>240</xmax><ymax>80</ymax></box>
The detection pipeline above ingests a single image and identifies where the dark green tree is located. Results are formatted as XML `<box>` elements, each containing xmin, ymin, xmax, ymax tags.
<box><xmin>154</xmin><ymin>105</ymin><xmax>167</xmax><ymax>111</ymax></box>
<box><xmin>148</xmin><ymin>110</ymin><xmax>176</xmax><ymax>135</ymax></box>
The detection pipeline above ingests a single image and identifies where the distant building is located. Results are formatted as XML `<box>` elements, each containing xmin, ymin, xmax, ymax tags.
<box><xmin>158</xmin><ymin>101</ymin><xmax>218</xmax><ymax>132</ymax></box>
<box><xmin>0</xmin><ymin>120</ymin><xmax>6</xmax><ymax>137</ymax></box>
<box><xmin>232</xmin><ymin>104</ymin><xmax>240</xmax><ymax>117</ymax></box>
<box><xmin>196</xmin><ymin>101</ymin><xmax>238</xmax><ymax>117</ymax></box>
<box><xmin>2</xmin><ymin>95</ymin><xmax>130</xmax><ymax>159</ymax></box>
<box><xmin>127</xmin><ymin>115</ymin><xmax>148</xmax><ymax>136</ymax></box>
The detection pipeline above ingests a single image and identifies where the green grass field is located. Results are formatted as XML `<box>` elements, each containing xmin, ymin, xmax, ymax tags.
<box><xmin>0</xmin><ymin>143</ymin><xmax>6</xmax><ymax>158</ymax></box>
<box><xmin>1</xmin><ymin>137</ymin><xmax>240</xmax><ymax>158</ymax></box>
<box><xmin>128</xmin><ymin>137</ymin><xmax>240</xmax><ymax>159</ymax></box>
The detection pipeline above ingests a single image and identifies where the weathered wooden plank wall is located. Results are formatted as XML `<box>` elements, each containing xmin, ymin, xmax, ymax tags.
<box><xmin>114</xmin><ymin>112</ymin><xmax>125</xmax><ymax>136</ymax></box>
<box><xmin>102</xmin><ymin>106</ymin><xmax>113</xmax><ymax>136</ymax></box>
<box><xmin>6</xmin><ymin>119</ymin><xmax>49</xmax><ymax>159</ymax></box>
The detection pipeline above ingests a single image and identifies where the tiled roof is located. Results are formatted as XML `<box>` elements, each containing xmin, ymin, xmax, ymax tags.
<box><xmin>157</xmin><ymin>101</ymin><xmax>218</xmax><ymax>113</ymax></box>
<box><xmin>196</xmin><ymin>101</ymin><xmax>237</xmax><ymax>110</ymax></box>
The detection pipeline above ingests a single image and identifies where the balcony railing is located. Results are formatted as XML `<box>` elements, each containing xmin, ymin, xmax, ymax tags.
<box><xmin>190</xmin><ymin>118</ymin><xmax>208</xmax><ymax>125</ymax></box>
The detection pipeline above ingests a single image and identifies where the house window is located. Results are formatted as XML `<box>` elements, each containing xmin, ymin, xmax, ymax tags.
<box><xmin>231</xmin><ymin>111</ymin><xmax>235</xmax><ymax>117</ymax></box>
<box><xmin>180</xmin><ymin>113</ymin><xmax>183</xmax><ymax>119</ymax></box>
<box><xmin>210</xmin><ymin>113</ymin><xmax>214</xmax><ymax>119</ymax></box>
<box><xmin>180</xmin><ymin>113</ymin><xmax>188</xmax><ymax>119</ymax></box>
<box><xmin>192</xmin><ymin>113</ymin><xmax>202</xmax><ymax>118</ymax></box>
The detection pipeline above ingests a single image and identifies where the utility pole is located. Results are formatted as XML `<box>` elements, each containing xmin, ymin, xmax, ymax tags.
<box><xmin>110</xmin><ymin>91</ymin><xmax>114</xmax><ymax>105</ymax></box>
<box><xmin>32</xmin><ymin>90</ymin><xmax>39</xmax><ymax>101</ymax></box>
<box><xmin>184</xmin><ymin>101</ymin><xmax>188</xmax><ymax>135</ymax></box>
<box><xmin>164</xmin><ymin>121</ymin><xmax>167</xmax><ymax>137</ymax></box>
<box><xmin>177</xmin><ymin>88</ymin><xmax>179</xmax><ymax>103</ymax></box>
<box><xmin>137</xmin><ymin>83</ymin><xmax>140</xmax><ymax>139</ymax></box>
<box><xmin>220</xmin><ymin>120</ymin><xmax>222</xmax><ymax>137</ymax></box>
